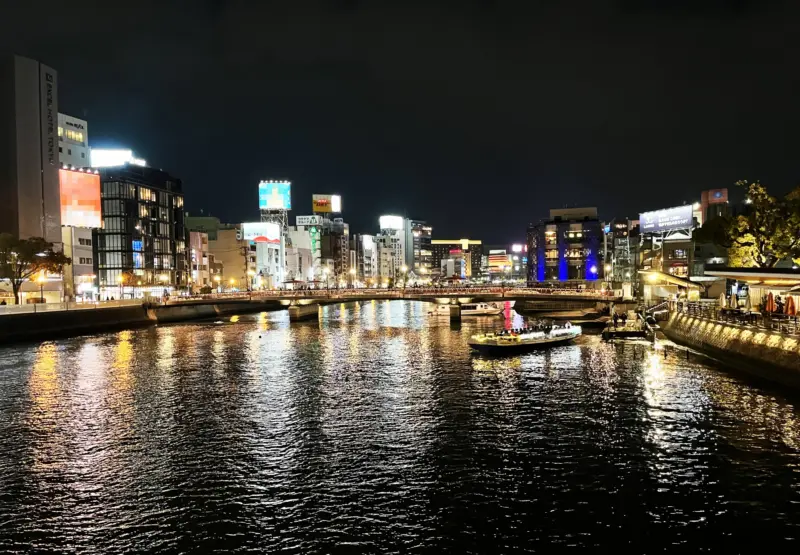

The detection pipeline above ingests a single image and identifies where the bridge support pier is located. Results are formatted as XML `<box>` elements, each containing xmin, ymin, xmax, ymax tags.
<box><xmin>288</xmin><ymin>303</ymin><xmax>319</xmax><ymax>322</ymax></box>
<box><xmin>449</xmin><ymin>304</ymin><xmax>461</xmax><ymax>321</ymax></box>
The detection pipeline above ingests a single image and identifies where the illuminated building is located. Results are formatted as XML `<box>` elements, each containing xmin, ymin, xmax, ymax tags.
<box><xmin>409</xmin><ymin>220</ymin><xmax>432</xmax><ymax>275</ymax></box>
<box><xmin>57</xmin><ymin>113</ymin><xmax>88</xmax><ymax>167</ymax></box>
<box><xmin>350</xmin><ymin>234</ymin><xmax>377</xmax><ymax>282</ymax></box>
<box><xmin>189</xmin><ymin>231</ymin><xmax>210</xmax><ymax>291</ymax></box>
<box><xmin>482</xmin><ymin>243</ymin><xmax>527</xmax><ymax>282</ymax></box>
<box><xmin>527</xmin><ymin>207</ymin><xmax>604</xmax><ymax>284</ymax></box>
<box><xmin>0</xmin><ymin>55</ymin><xmax>62</xmax><ymax>243</ymax></box>
<box><xmin>602</xmin><ymin>218</ymin><xmax>639</xmax><ymax>285</ymax></box>
<box><xmin>431</xmin><ymin>239</ymin><xmax>482</xmax><ymax>279</ymax></box>
<box><xmin>378</xmin><ymin>216</ymin><xmax>406</xmax><ymax>280</ymax></box>
<box><xmin>59</xmin><ymin>167</ymin><xmax>102</xmax><ymax>301</ymax></box>
<box><xmin>96</xmin><ymin>165</ymin><xmax>188</xmax><ymax>298</ymax></box>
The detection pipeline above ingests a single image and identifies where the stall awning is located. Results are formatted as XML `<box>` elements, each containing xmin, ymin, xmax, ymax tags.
<box><xmin>638</xmin><ymin>270</ymin><xmax>703</xmax><ymax>290</ymax></box>
<box><xmin>704</xmin><ymin>267</ymin><xmax>800</xmax><ymax>288</ymax></box>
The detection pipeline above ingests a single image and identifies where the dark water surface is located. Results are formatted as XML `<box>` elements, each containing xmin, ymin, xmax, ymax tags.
<box><xmin>1</xmin><ymin>301</ymin><xmax>799</xmax><ymax>553</ymax></box>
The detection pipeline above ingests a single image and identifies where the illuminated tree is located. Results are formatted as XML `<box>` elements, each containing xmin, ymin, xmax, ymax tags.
<box><xmin>0</xmin><ymin>234</ymin><xmax>71</xmax><ymax>305</ymax></box>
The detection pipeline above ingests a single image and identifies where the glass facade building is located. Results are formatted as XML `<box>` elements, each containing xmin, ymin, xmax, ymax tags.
<box><xmin>95</xmin><ymin>165</ymin><xmax>187</xmax><ymax>297</ymax></box>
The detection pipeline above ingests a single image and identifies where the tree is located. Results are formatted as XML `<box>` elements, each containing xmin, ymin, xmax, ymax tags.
<box><xmin>0</xmin><ymin>234</ymin><xmax>71</xmax><ymax>305</ymax></box>
<box><xmin>726</xmin><ymin>180</ymin><xmax>784</xmax><ymax>268</ymax></box>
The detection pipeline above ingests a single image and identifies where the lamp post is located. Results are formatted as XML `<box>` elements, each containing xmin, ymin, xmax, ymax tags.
<box><xmin>349</xmin><ymin>267</ymin><xmax>356</xmax><ymax>289</ymax></box>
<box><xmin>247</xmin><ymin>269</ymin><xmax>255</xmax><ymax>292</ymax></box>
<box><xmin>229</xmin><ymin>278</ymin><xmax>236</xmax><ymax>292</ymax></box>
<box><xmin>323</xmin><ymin>268</ymin><xmax>330</xmax><ymax>292</ymax></box>
<box><xmin>117</xmin><ymin>274</ymin><xmax>125</xmax><ymax>300</ymax></box>
<box><xmin>401</xmin><ymin>265</ymin><xmax>408</xmax><ymax>292</ymax></box>
<box><xmin>37</xmin><ymin>272</ymin><xmax>46</xmax><ymax>303</ymax></box>
<box><xmin>214</xmin><ymin>275</ymin><xmax>221</xmax><ymax>294</ymax></box>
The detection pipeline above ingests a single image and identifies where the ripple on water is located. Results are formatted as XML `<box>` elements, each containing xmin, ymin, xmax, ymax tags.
<box><xmin>0</xmin><ymin>302</ymin><xmax>799</xmax><ymax>553</ymax></box>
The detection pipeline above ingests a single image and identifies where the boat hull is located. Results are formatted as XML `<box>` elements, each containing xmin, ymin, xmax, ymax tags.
<box><xmin>469</xmin><ymin>331</ymin><xmax>580</xmax><ymax>355</ymax></box>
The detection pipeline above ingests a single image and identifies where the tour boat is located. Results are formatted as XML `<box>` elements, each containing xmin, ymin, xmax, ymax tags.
<box><xmin>460</xmin><ymin>302</ymin><xmax>504</xmax><ymax>316</ymax></box>
<box><xmin>428</xmin><ymin>305</ymin><xmax>452</xmax><ymax>316</ymax></box>
<box><xmin>468</xmin><ymin>322</ymin><xmax>582</xmax><ymax>354</ymax></box>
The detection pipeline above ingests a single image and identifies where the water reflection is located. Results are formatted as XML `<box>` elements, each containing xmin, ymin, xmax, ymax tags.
<box><xmin>0</xmin><ymin>302</ymin><xmax>800</xmax><ymax>552</ymax></box>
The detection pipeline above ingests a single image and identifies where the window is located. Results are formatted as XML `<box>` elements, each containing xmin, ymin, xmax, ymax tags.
<box><xmin>78</xmin><ymin>257</ymin><xmax>93</xmax><ymax>265</ymax></box>
<box><xmin>58</xmin><ymin>127</ymin><xmax>63</xmax><ymax>137</ymax></box>
<box><xmin>81</xmin><ymin>152</ymin><xmax>85</xmax><ymax>159</ymax></box>
<box><xmin>78</xmin><ymin>238</ymin><xmax>92</xmax><ymax>246</ymax></box>
<box><xmin>59</xmin><ymin>147</ymin><xmax>63</xmax><ymax>153</ymax></box>
<box><xmin>68</xmin><ymin>149</ymin><xmax>72</xmax><ymax>155</ymax></box>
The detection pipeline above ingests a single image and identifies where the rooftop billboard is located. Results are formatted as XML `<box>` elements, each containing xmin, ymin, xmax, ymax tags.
<box><xmin>379</xmin><ymin>215</ymin><xmax>404</xmax><ymax>230</ymax></box>
<box><xmin>259</xmin><ymin>180</ymin><xmax>291</xmax><ymax>211</ymax></box>
<box><xmin>312</xmin><ymin>194</ymin><xmax>341</xmax><ymax>214</ymax></box>
<box><xmin>241</xmin><ymin>222</ymin><xmax>281</xmax><ymax>244</ymax></box>
<box><xmin>59</xmin><ymin>168</ymin><xmax>101</xmax><ymax>228</ymax></box>
<box><xmin>639</xmin><ymin>205</ymin><xmax>694</xmax><ymax>233</ymax></box>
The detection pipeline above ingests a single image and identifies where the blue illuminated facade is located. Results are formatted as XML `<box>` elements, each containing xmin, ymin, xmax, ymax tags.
<box><xmin>526</xmin><ymin>209</ymin><xmax>605</xmax><ymax>285</ymax></box>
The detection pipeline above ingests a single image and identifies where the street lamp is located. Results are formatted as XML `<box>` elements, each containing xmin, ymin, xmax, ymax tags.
<box><xmin>349</xmin><ymin>267</ymin><xmax>356</xmax><ymax>289</ymax></box>
<box><xmin>214</xmin><ymin>275</ymin><xmax>221</xmax><ymax>293</ymax></box>
<box><xmin>117</xmin><ymin>274</ymin><xmax>125</xmax><ymax>300</ymax></box>
<box><xmin>229</xmin><ymin>278</ymin><xmax>236</xmax><ymax>291</ymax></box>
<box><xmin>323</xmin><ymin>268</ymin><xmax>330</xmax><ymax>291</ymax></box>
<box><xmin>401</xmin><ymin>265</ymin><xmax>408</xmax><ymax>291</ymax></box>
<box><xmin>37</xmin><ymin>272</ymin><xmax>46</xmax><ymax>303</ymax></box>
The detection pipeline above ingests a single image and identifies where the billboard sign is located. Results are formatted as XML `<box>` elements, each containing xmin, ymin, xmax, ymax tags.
<box><xmin>59</xmin><ymin>168</ymin><xmax>101</xmax><ymax>228</ymax></box>
<box><xmin>379</xmin><ymin>215</ymin><xmax>404</xmax><ymax>230</ymax></box>
<box><xmin>296</xmin><ymin>215</ymin><xmax>322</xmax><ymax>226</ymax></box>
<box><xmin>312</xmin><ymin>194</ymin><xmax>342</xmax><ymax>213</ymax></box>
<box><xmin>241</xmin><ymin>222</ymin><xmax>281</xmax><ymax>244</ymax></box>
<box><xmin>90</xmin><ymin>148</ymin><xmax>145</xmax><ymax>168</ymax></box>
<box><xmin>639</xmin><ymin>205</ymin><xmax>694</xmax><ymax>233</ymax></box>
<box><xmin>258</xmin><ymin>180</ymin><xmax>291</xmax><ymax>210</ymax></box>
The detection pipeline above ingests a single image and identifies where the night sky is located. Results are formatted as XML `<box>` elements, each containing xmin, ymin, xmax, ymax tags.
<box><xmin>4</xmin><ymin>0</ymin><xmax>800</xmax><ymax>242</ymax></box>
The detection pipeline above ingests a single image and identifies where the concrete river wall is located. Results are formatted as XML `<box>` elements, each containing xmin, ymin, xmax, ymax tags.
<box><xmin>662</xmin><ymin>312</ymin><xmax>800</xmax><ymax>389</ymax></box>
<box><xmin>0</xmin><ymin>299</ymin><xmax>286</xmax><ymax>344</ymax></box>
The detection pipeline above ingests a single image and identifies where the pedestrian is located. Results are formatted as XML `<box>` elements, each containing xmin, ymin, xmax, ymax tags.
<box><xmin>613</xmin><ymin>312</ymin><xmax>619</xmax><ymax>329</ymax></box>
<box><xmin>622</xmin><ymin>312</ymin><xmax>628</xmax><ymax>326</ymax></box>
<box><xmin>0</xmin><ymin>300</ymin><xmax>6</xmax><ymax>305</ymax></box>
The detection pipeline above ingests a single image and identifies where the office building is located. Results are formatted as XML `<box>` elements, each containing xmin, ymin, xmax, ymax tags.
<box><xmin>409</xmin><ymin>220</ymin><xmax>432</xmax><ymax>275</ymax></box>
<box><xmin>58</xmin><ymin>113</ymin><xmax>89</xmax><ymax>167</ymax></box>
<box><xmin>483</xmin><ymin>243</ymin><xmax>527</xmax><ymax>282</ymax></box>
<box><xmin>285</xmin><ymin>227</ymin><xmax>314</xmax><ymax>282</ymax></box>
<box><xmin>431</xmin><ymin>239</ymin><xmax>482</xmax><ymax>279</ymax></box>
<box><xmin>350</xmin><ymin>234</ymin><xmax>378</xmax><ymax>284</ymax></box>
<box><xmin>527</xmin><ymin>207</ymin><xmax>604</xmax><ymax>284</ymax></box>
<box><xmin>62</xmin><ymin>226</ymin><xmax>96</xmax><ymax>301</ymax></box>
<box><xmin>0</xmin><ymin>55</ymin><xmax>61</xmax><ymax>243</ymax></box>
<box><xmin>96</xmin><ymin>164</ymin><xmax>188</xmax><ymax>297</ymax></box>
<box><xmin>377</xmin><ymin>216</ymin><xmax>407</xmax><ymax>281</ymax></box>
<box><xmin>189</xmin><ymin>231</ymin><xmax>210</xmax><ymax>291</ymax></box>
<box><xmin>206</xmin><ymin>225</ymin><xmax>253</xmax><ymax>290</ymax></box>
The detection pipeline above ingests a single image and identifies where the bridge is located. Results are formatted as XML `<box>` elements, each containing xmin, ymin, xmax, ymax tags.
<box><xmin>0</xmin><ymin>287</ymin><xmax>623</xmax><ymax>323</ymax></box>
<box><xmin>178</xmin><ymin>287</ymin><xmax>623</xmax><ymax>321</ymax></box>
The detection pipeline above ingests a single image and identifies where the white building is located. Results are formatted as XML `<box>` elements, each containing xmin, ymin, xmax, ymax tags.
<box><xmin>62</xmin><ymin>226</ymin><xmax>96</xmax><ymax>301</ymax></box>
<box><xmin>58</xmin><ymin>113</ymin><xmax>89</xmax><ymax>167</ymax></box>
<box><xmin>377</xmin><ymin>215</ymin><xmax>407</xmax><ymax>282</ymax></box>
<box><xmin>285</xmin><ymin>227</ymin><xmax>314</xmax><ymax>282</ymax></box>
<box><xmin>189</xmin><ymin>231</ymin><xmax>210</xmax><ymax>291</ymax></box>
<box><xmin>294</xmin><ymin>215</ymin><xmax>325</xmax><ymax>279</ymax></box>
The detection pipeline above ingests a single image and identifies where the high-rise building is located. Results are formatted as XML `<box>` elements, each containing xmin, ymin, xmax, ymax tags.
<box><xmin>0</xmin><ymin>55</ymin><xmax>61</xmax><ymax>243</ymax></box>
<box><xmin>350</xmin><ymin>234</ymin><xmax>378</xmax><ymax>283</ymax></box>
<box><xmin>527</xmin><ymin>207</ymin><xmax>604</xmax><ymax>284</ymax></box>
<box><xmin>57</xmin><ymin>113</ymin><xmax>89</xmax><ymax>167</ymax></box>
<box><xmin>285</xmin><ymin>227</ymin><xmax>314</xmax><ymax>282</ymax></box>
<box><xmin>377</xmin><ymin>216</ymin><xmax>407</xmax><ymax>281</ymax></box>
<box><xmin>189</xmin><ymin>231</ymin><xmax>210</xmax><ymax>291</ymax></box>
<box><xmin>96</xmin><ymin>164</ymin><xmax>188</xmax><ymax>298</ymax></box>
<box><xmin>431</xmin><ymin>239</ymin><xmax>482</xmax><ymax>279</ymax></box>
<box><xmin>409</xmin><ymin>220</ymin><xmax>432</xmax><ymax>275</ymax></box>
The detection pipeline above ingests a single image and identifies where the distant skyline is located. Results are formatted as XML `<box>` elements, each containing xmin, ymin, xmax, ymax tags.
<box><xmin>4</xmin><ymin>0</ymin><xmax>799</xmax><ymax>242</ymax></box>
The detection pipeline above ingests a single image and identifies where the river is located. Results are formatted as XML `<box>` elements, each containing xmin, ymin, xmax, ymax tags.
<box><xmin>0</xmin><ymin>300</ymin><xmax>799</xmax><ymax>553</ymax></box>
